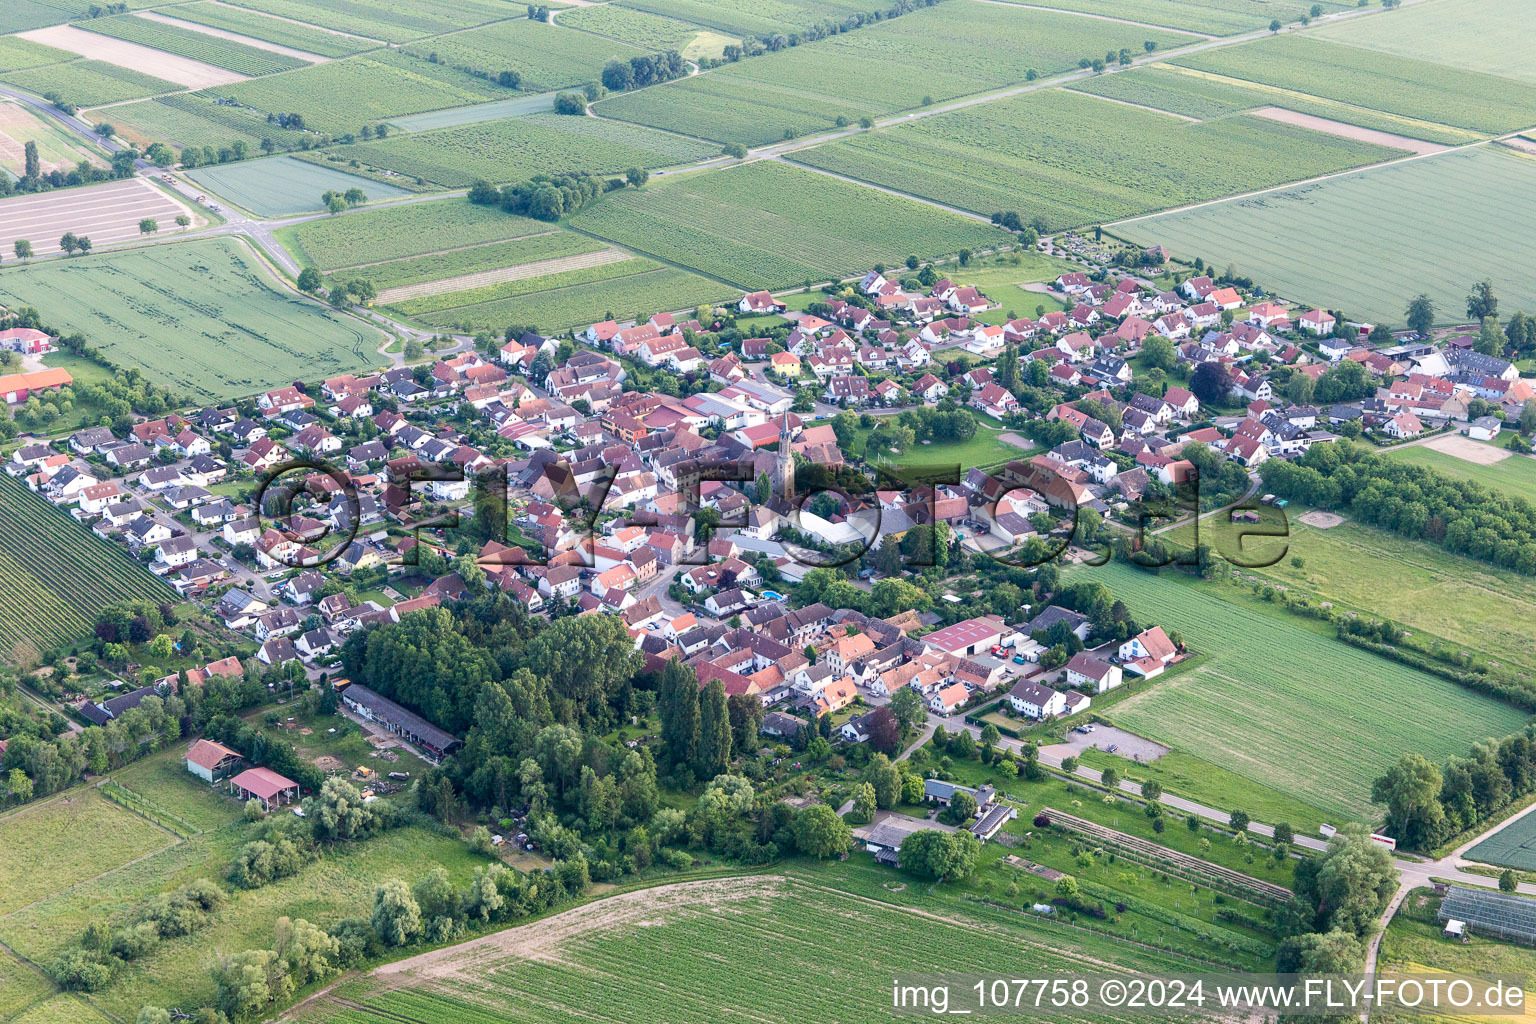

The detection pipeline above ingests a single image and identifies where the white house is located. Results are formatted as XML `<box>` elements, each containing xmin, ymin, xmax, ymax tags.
<box><xmin>1007</xmin><ymin>678</ymin><xmax>1065</xmax><ymax>719</ymax></box>
<box><xmin>1064</xmin><ymin>652</ymin><xmax>1122</xmax><ymax>693</ymax></box>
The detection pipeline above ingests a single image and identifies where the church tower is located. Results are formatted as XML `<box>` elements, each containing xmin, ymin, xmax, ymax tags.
<box><xmin>773</xmin><ymin>410</ymin><xmax>795</xmax><ymax>499</ymax></box>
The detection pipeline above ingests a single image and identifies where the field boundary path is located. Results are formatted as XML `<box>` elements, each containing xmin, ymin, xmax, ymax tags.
<box><xmin>374</xmin><ymin>247</ymin><xmax>633</xmax><ymax>304</ymax></box>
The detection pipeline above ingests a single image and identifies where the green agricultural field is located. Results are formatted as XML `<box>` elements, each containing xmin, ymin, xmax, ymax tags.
<box><xmin>793</xmin><ymin>88</ymin><xmax>1399</xmax><ymax>229</ymax></box>
<box><xmin>1465</xmin><ymin>809</ymin><xmax>1536</xmax><ymax>870</ymax></box>
<box><xmin>1169</xmin><ymin>511</ymin><xmax>1536</xmax><ymax>678</ymax></box>
<box><xmin>79</xmin><ymin>14</ymin><xmax>311</xmax><ymax>75</ymax></box>
<box><xmin>187</xmin><ymin>155</ymin><xmax>408</xmax><ymax>216</ymax></box>
<box><xmin>295</xmin><ymin>870</ymin><xmax>1206</xmax><ymax>1024</ymax></box>
<box><xmin>109</xmin><ymin>93</ymin><xmax>282</xmax><ymax>151</ymax></box>
<box><xmin>0</xmin><ymin>35</ymin><xmax>72</xmax><ymax>73</ymax></box>
<box><xmin>1317</xmin><ymin>0</ymin><xmax>1536</xmax><ymax>84</ymax></box>
<box><xmin>279</xmin><ymin>196</ymin><xmax>558</xmax><ymax>270</ymax></box>
<box><xmin>385</xmin><ymin>91</ymin><xmax>556</xmax><ymax>132</ymax></box>
<box><xmin>348</xmin><ymin>230</ymin><xmax>606</xmax><ymax>292</ymax></box>
<box><xmin>557</xmin><ymin>3</ymin><xmax>709</xmax><ymax>52</ymax></box>
<box><xmin>0</xmin><ymin>100</ymin><xmax>104</xmax><ymax>178</ymax></box>
<box><xmin>0</xmin><ymin>0</ymin><xmax>87</xmax><ymax>35</ymax></box>
<box><xmin>0</xmin><ymin>789</ymin><xmax>176</xmax><ymax>916</ymax></box>
<box><xmin>314</xmin><ymin>114</ymin><xmax>716</xmax><ymax>188</ymax></box>
<box><xmin>3</xmin><ymin>59</ymin><xmax>182</xmax><ymax>107</ymax></box>
<box><xmin>0</xmin><ymin>237</ymin><xmax>383</xmax><ymax>402</ymax></box>
<box><xmin>1076</xmin><ymin>561</ymin><xmax>1530</xmax><ymax>821</ymax></box>
<box><xmin>1067</xmin><ymin>65</ymin><xmax>1483</xmax><ymax>144</ymax></box>
<box><xmin>401</xmin><ymin>18</ymin><xmax>644</xmax><ymax>93</ymax></box>
<box><xmin>0</xmin><ymin>474</ymin><xmax>176</xmax><ymax>660</ymax></box>
<box><xmin>568</xmin><ymin>160</ymin><xmax>1010</xmax><ymax>290</ymax></box>
<box><xmin>205</xmin><ymin>51</ymin><xmax>505</xmax><ymax>136</ymax></box>
<box><xmin>1116</xmin><ymin>146</ymin><xmax>1536</xmax><ymax>326</ymax></box>
<box><xmin>615</xmin><ymin>0</ymin><xmax>871</xmax><ymax>37</ymax></box>
<box><xmin>402</xmin><ymin>263</ymin><xmax>728</xmax><ymax>332</ymax></box>
<box><xmin>220</xmin><ymin>0</ymin><xmax>519</xmax><ymax>43</ymax></box>
<box><xmin>1386</xmin><ymin>444</ymin><xmax>1536</xmax><ymax>506</ymax></box>
<box><xmin>989</xmin><ymin>0</ymin><xmax>1350</xmax><ymax>34</ymax></box>
<box><xmin>157</xmin><ymin>2</ymin><xmax>378</xmax><ymax>58</ymax></box>
<box><xmin>1170</xmin><ymin>34</ymin><xmax>1536</xmax><ymax>134</ymax></box>
<box><xmin>598</xmin><ymin>3</ymin><xmax>1191</xmax><ymax>146</ymax></box>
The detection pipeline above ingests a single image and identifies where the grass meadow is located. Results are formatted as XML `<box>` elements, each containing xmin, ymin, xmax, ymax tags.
<box><xmin>0</xmin><ymin>237</ymin><xmax>383</xmax><ymax>402</ymax></box>
<box><xmin>566</xmin><ymin>160</ymin><xmax>1009</xmax><ymax>290</ymax></box>
<box><xmin>1073</xmin><ymin>561</ymin><xmax>1530</xmax><ymax>822</ymax></box>
<box><xmin>1386</xmin><ymin>444</ymin><xmax>1536</xmax><ymax>505</ymax></box>
<box><xmin>1116</xmin><ymin>147</ymin><xmax>1536</xmax><ymax>325</ymax></box>
<box><xmin>792</xmin><ymin>87</ymin><xmax>1400</xmax><ymax>229</ymax></box>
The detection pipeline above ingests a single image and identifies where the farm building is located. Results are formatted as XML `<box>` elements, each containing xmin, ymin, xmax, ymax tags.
<box><xmin>0</xmin><ymin>367</ymin><xmax>72</xmax><ymax>405</ymax></box>
<box><xmin>185</xmin><ymin>739</ymin><xmax>242</xmax><ymax>783</ymax></box>
<box><xmin>228</xmin><ymin>767</ymin><xmax>300</xmax><ymax>811</ymax></box>
<box><xmin>340</xmin><ymin>683</ymin><xmax>463</xmax><ymax>762</ymax></box>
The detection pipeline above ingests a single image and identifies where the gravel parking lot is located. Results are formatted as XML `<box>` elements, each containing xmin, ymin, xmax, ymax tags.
<box><xmin>1042</xmin><ymin>725</ymin><xmax>1168</xmax><ymax>763</ymax></box>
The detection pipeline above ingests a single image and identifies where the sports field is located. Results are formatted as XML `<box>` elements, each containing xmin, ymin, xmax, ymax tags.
<box><xmin>1117</xmin><ymin>146</ymin><xmax>1536</xmax><ymax>325</ymax></box>
<box><xmin>294</xmin><ymin>873</ymin><xmax>1201</xmax><ymax>1024</ymax></box>
<box><xmin>0</xmin><ymin>176</ymin><xmax>196</xmax><ymax>258</ymax></box>
<box><xmin>794</xmin><ymin>87</ymin><xmax>1401</xmax><ymax>229</ymax></box>
<box><xmin>567</xmin><ymin>160</ymin><xmax>1009</xmax><ymax>290</ymax></box>
<box><xmin>1078</xmin><ymin>561</ymin><xmax>1530</xmax><ymax>821</ymax></box>
<box><xmin>0</xmin><ymin>237</ymin><xmax>383</xmax><ymax>401</ymax></box>
<box><xmin>1466</xmin><ymin>812</ymin><xmax>1536</xmax><ymax>871</ymax></box>
<box><xmin>597</xmin><ymin>3</ymin><xmax>1191</xmax><ymax>146</ymax></box>
<box><xmin>315</xmin><ymin>114</ymin><xmax>717</xmax><ymax>188</ymax></box>
<box><xmin>187</xmin><ymin>154</ymin><xmax>407</xmax><ymax>216</ymax></box>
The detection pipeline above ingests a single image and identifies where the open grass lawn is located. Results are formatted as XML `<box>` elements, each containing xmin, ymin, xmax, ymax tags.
<box><xmin>108</xmin><ymin>747</ymin><xmax>247</xmax><ymax>833</ymax></box>
<box><xmin>855</xmin><ymin>423</ymin><xmax>1032</xmax><ymax>476</ymax></box>
<box><xmin>1387</xmin><ymin>443</ymin><xmax>1536</xmax><ymax>505</ymax></box>
<box><xmin>1170</xmin><ymin>509</ymin><xmax>1536</xmax><ymax>677</ymax></box>
<box><xmin>0</xmin><ymin>789</ymin><xmax>176</xmax><ymax>917</ymax></box>
<box><xmin>0</xmin><ymin>473</ymin><xmax>175</xmax><ymax>660</ymax></box>
<box><xmin>1316</xmin><ymin>0</ymin><xmax>1536</xmax><ymax>84</ymax></box>
<box><xmin>1117</xmin><ymin>147</ymin><xmax>1536</xmax><ymax>326</ymax></box>
<box><xmin>278</xmin><ymin>197</ymin><xmax>553</xmax><ymax>270</ymax></box>
<box><xmin>187</xmin><ymin>155</ymin><xmax>408</xmax><ymax>216</ymax></box>
<box><xmin>295</xmin><ymin>858</ymin><xmax>1218</xmax><ymax>1024</ymax></box>
<box><xmin>1071</xmin><ymin>561</ymin><xmax>1530</xmax><ymax>822</ymax></box>
<box><xmin>314</xmin><ymin>113</ymin><xmax>717</xmax><ymax>188</ymax></box>
<box><xmin>567</xmin><ymin>160</ymin><xmax>1009</xmax><ymax>291</ymax></box>
<box><xmin>0</xmin><ymin>237</ymin><xmax>384</xmax><ymax>402</ymax></box>
<box><xmin>205</xmin><ymin>51</ymin><xmax>505</xmax><ymax>136</ymax></box>
<box><xmin>0</xmin><ymin>815</ymin><xmax>491</xmax><ymax>1021</ymax></box>
<box><xmin>1077</xmin><ymin>748</ymin><xmax>1332</xmax><ymax>836</ymax></box>
<box><xmin>793</xmin><ymin>87</ymin><xmax>1401</xmax><ymax>230</ymax></box>
<box><xmin>400</xmin><ymin>18</ymin><xmax>644</xmax><ymax>94</ymax></box>
<box><xmin>1465</xmin><ymin>808</ymin><xmax>1536</xmax><ymax>871</ymax></box>
<box><xmin>1169</xmin><ymin>33</ymin><xmax>1536</xmax><ymax>135</ymax></box>
<box><xmin>598</xmin><ymin>2</ymin><xmax>1191</xmax><ymax>146</ymax></box>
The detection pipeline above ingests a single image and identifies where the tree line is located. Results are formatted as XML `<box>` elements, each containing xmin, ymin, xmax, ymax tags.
<box><xmin>1374</xmin><ymin>724</ymin><xmax>1536</xmax><ymax>851</ymax></box>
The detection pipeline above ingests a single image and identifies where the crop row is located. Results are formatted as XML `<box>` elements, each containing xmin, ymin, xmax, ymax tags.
<box><xmin>1171</xmin><ymin>34</ymin><xmax>1536</xmax><ymax>134</ymax></box>
<box><xmin>407</xmin><ymin>266</ymin><xmax>727</xmax><ymax>332</ymax></box>
<box><xmin>112</xmin><ymin>94</ymin><xmax>277</xmax><ymax>151</ymax></box>
<box><xmin>288</xmin><ymin>198</ymin><xmax>551</xmax><ymax>270</ymax></box>
<box><xmin>618</xmin><ymin>0</ymin><xmax>870</xmax><ymax>38</ymax></box>
<box><xmin>222</xmin><ymin>0</ymin><xmax>518</xmax><ymax>44</ymax></box>
<box><xmin>399</xmin><ymin>18</ymin><xmax>641</xmax><ymax>94</ymax></box>
<box><xmin>161</xmin><ymin>2</ymin><xmax>377</xmax><ymax>59</ymax></box>
<box><xmin>794</xmin><ymin>88</ymin><xmax>1400</xmax><ymax>229</ymax></box>
<box><xmin>346</xmin><ymin>231</ymin><xmax>602</xmax><ymax>292</ymax></box>
<box><xmin>80</xmin><ymin>15</ymin><xmax>310</xmax><ymax>76</ymax></box>
<box><xmin>567</xmin><ymin>159</ymin><xmax>1009</xmax><ymax>290</ymax></box>
<box><xmin>3</xmin><ymin>59</ymin><xmax>181</xmax><ymax>107</ymax></box>
<box><xmin>320</xmin><ymin>114</ymin><xmax>715</xmax><ymax>189</ymax></box>
<box><xmin>394</xmin><ymin>255</ymin><xmax>658</xmax><ymax>316</ymax></box>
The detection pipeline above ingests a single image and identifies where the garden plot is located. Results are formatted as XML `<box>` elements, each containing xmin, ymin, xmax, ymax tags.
<box><xmin>18</xmin><ymin>23</ymin><xmax>249</xmax><ymax>88</ymax></box>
